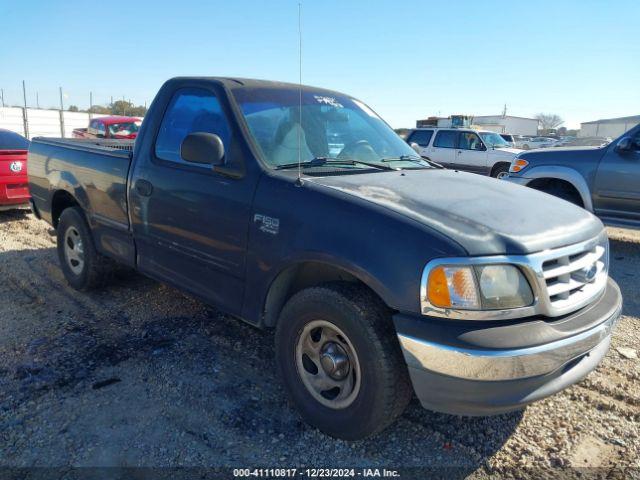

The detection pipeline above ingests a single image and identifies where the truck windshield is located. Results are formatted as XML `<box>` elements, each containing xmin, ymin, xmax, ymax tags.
<box><xmin>108</xmin><ymin>121</ymin><xmax>141</xmax><ymax>136</ymax></box>
<box><xmin>233</xmin><ymin>87</ymin><xmax>428</xmax><ymax>170</ymax></box>
<box><xmin>479</xmin><ymin>132</ymin><xmax>511</xmax><ymax>148</ymax></box>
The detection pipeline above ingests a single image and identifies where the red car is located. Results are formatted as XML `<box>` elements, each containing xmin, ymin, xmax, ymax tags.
<box><xmin>0</xmin><ymin>129</ymin><xmax>30</xmax><ymax>210</ymax></box>
<box><xmin>72</xmin><ymin>116</ymin><xmax>142</xmax><ymax>140</ymax></box>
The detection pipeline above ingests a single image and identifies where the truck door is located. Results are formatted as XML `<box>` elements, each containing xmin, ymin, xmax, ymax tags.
<box><xmin>429</xmin><ymin>130</ymin><xmax>457</xmax><ymax>167</ymax></box>
<box><xmin>129</xmin><ymin>86</ymin><xmax>256</xmax><ymax>317</ymax></box>
<box><xmin>406</xmin><ymin>129</ymin><xmax>433</xmax><ymax>158</ymax></box>
<box><xmin>593</xmin><ymin>128</ymin><xmax>640</xmax><ymax>224</ymax></box>
<box><xmin>455</xmin><ymin>131</ymin><xmax>488</xmax><ymax>174</ymax></box>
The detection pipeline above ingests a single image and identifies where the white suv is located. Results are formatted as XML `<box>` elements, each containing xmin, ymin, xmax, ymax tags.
<box><xmin>406</xmin><ymin>128</ymin><xmax>523</xmax><ymax>179</ymax></box>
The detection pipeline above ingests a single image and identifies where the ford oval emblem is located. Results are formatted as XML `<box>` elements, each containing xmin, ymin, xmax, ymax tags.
<box><xmin>573</xmin><ymin>264</ymin><xmax>598</xmax><ymax>283</ymax></box>
<box><xmin>9</xmin><ymin>161</ymin><xmax>23</xmax><ymax>173</ymax></box>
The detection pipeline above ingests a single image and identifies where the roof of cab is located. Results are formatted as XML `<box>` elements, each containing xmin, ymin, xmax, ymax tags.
<box><xmin>166</xmin><ymin>76</ymin><xmax>348</xmax><ymax>97</ymax></box>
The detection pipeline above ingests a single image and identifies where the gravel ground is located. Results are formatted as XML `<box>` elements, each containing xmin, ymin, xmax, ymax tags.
<box><xmin>0</xmin><ymin>210</ymin><xmax>638</xmax><ymax>477</ymax></box>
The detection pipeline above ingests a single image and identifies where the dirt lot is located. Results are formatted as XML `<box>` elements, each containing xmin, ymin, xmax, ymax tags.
<box><xmin>0</xmin><ymin>210</ymin><xmax>638</xmax><ymax>477</ymax></box>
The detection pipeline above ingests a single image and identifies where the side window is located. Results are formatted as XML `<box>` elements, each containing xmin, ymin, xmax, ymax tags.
<box><xmin>633</xmin><ymin>131</ymin><xmax>640</xmax><ymax>150</ymax></box>
<box><xmin>459</xmin><ymin>132</ymin><xmax>483</xmax><ymax>150</ymax></box>
<box><xmin>433</xmin><ymin>130</ymin><xmax>457</xmax><ymax>148</ymax></box>
<box><xmin>155</xmin><ymin>87</ymin><xmax>231</xmax><ymax>164</ymax></box>
<box><xmin>408</xmin><ymin>130</ymin><xmax>433</xmax><ymax>147</ymax></box>
<box><xmin>96</xmin><ymin>122</ymin><xmax>106</xmax><ymax>136</ymax></box>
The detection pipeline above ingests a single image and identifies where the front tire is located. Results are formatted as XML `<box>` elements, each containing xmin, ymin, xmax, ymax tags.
<box><xmin>56</xmin><ymin>207</ymin><xmax>116</xmax><ymax>290</ymax></box>
<box><xmin>275</xmin><ymin>283</ymin><xmax>412</xmax><ymax>440</ymax></box>
<box><xmin>491</xmin><ymin>163</ymin><xmax>510</xmax><ymax>179</ymax></box>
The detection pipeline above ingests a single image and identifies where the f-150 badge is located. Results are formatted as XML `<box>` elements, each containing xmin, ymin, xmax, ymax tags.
<box><xmin>254</xmin><ymin>214</ymin><xmax>280</xmax><ymax>235</ymax></box>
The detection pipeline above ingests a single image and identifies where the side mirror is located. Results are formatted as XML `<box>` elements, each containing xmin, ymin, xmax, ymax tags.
<box><xmin>615</xmin><ymin>136</ymin><xmax>633</xmax><ymax>153</ymax></box>
<box><xmin>181</xmin><ymin>132</ymin><xmax>225</xmax><ymax>166</ymax></box>
<box><xmin>410</xmin><ymin>142</ymin><xmax>421</xmax><ymax>153</ymax></box>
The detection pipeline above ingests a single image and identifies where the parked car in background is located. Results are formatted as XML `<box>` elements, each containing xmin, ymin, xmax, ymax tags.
<box><xmin>28</xmin><ymin>76</ymin><xmax>621</xmax><ymax>440</ymax></box>
<box><xmin>499</xmin><ymin>133</ymin><xmax>516</xmax><ymax>147</ymax></box>
<box><xmin>0</xmin><ymin>129</ymin><xmax>30</xmax><ymax>211</ymax></box>
<box><xmin>519</xmin><ymin>136</ymin><xmax>559</xmax><ymax>150</ymax></box>
<box><xmin>73</xmin><ymin>116</ymin><xmax>142</xmax><ymax>140</ymax></box>
<box><xmin>513</xmin><ymin>135</ymin><xmax>533</xmax><ymax>148</ymax></box>
<box><xmin>407</xmin><ymin>127</ymin><xmax>522</xmax><ymax>178</ymax></box>
<box><xmin>554</xmin><ymin>137</ymin><xmax>612</xmax><ymax>148</ymax></box>
<box><xmin>506</xmin><ymin>124</ymin><xmax>640</xmax><ymax>228</ymax></box>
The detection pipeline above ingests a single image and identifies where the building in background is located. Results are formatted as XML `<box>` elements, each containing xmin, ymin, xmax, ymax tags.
<box><xmin>579</xmin><ymin>115</ymin><xmax>640</xmax><ymax>138</ymax></box>
<box><xmin>416</xmin><ymin>114</ymin><xmax>539</xmax><ymax>136</ymax></box>
<box><xmin>471</xmin><ymin>115</ymin><xmax>539</xmax><ymax>136</ymax></box>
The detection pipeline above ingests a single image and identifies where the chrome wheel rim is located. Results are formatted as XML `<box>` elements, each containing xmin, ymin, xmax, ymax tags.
<box><xmin>295</xmin><ymin>320</ymin><xmax>361</xmax><ymax>409</ymax></box>
<box><xmin>496</xmin><ymin>171</ymin><xmax>509</xmax><ymax>179</ymax></box>
<box><xmin>64</xmin><ymin>226</ymin><xmax>84</xmax><ymax>275</ymax></box>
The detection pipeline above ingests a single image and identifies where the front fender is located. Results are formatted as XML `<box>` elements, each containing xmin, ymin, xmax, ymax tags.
<box><xmin>518</xmin><ymin>165</ymin><xmax>593</xmax><ymax>212</ymax></box>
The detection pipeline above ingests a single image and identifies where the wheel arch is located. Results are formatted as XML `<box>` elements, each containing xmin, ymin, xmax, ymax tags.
<box><xmin>521</xmin><ymin>166</ymin><xmax>593</xmax><ymax>211</ymax></box>
<box><xmin>51</xmin><ymin>189</ymin><xmax>81</xmax><ymax>228</ymax></box>
<box><xmin>261</xmin><ymin>259</ymin><xmax>390</xmax><ymax>328</ymax></box>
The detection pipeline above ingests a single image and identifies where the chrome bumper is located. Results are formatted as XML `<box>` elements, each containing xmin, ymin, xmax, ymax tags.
<box><xmin>394</xmin><ymin>278</ymin><xmax>622</xmax><ymax>416</ymax></box>
<box><xmin>398</xmin><ymin>309</ymin><xmax>618</xmax><ymax>381</ymax></box>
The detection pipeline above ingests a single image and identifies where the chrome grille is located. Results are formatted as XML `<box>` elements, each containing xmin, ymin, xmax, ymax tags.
<box><xmin>540</xmin><ymin>238</ymin><xmax>608</xmax><ymax>313</ymax></box>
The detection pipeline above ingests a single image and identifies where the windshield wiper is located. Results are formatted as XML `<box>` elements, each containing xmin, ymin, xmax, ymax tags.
<box><xmin>275</xmin><ymin>157</ymin><xmax>397</xmax><ymax>171</ymax></box>
<box><xmin>381</xmin><ymin>155</ymin><xmax>443</xmax><ymax>169</ymax></box>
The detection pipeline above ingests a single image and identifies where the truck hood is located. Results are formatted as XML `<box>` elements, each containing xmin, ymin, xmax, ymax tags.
<box><xmin>518</xmin><ymin>145</ymin><xmax>606</xmax><ymax>167</ymax></box>
<box><xmin>309</xmin><ymin>169</ymin><xmax>603</xmax><ymax>256</ymax></box>
<box><xmin>492</xmin><ymin>147</ymin><xmax>522</xmax><ymax>155</ymax></box>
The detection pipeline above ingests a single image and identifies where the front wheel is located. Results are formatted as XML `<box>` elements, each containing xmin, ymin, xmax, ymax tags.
<box><xmin>491</xmin><ymin>163</ymin><xmax>510</xmax><ymax>179</ymax></box>
<box><xmin>275</xmin><ymin>283</ymin><xmax>412</xmax><ymax>440</ymax></box>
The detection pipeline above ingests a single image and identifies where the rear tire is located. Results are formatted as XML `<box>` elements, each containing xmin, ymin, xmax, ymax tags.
<box><xmin>275</xmin><ymin>283</ymin><xmax>412</xmax><ymax>440</ymax></box>
<box><xmin>56</xmin><ymin>207</ymin><xmax>116</xmax><ymax>290</ymax></box>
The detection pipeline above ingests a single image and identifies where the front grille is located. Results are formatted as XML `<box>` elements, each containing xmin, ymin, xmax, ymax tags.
<box><xmin>535</xmin><ymin>234</ymin><xmax>609</xmax><ymax>316</ymax></box>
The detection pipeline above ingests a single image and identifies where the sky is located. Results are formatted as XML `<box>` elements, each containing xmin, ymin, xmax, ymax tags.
<box><xmin>1</xmin><ymin>0</ymin><xmax>639</xmax><ymax>129</ymax></box>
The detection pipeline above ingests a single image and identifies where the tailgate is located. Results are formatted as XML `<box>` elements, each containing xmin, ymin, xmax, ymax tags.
<box><xmin>0</xmin><ymin>150</ymin><xmax>28</xmax><ymax>178</ymax></box>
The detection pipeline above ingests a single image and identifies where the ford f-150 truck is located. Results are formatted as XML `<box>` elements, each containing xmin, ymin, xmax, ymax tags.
<box><xmin>506</xmin><ymin>123</ymin><xmax>640</xmax><ymax>229</ymax></box>
<box><xmin>28</xmin><ymin>77</ymin><xmax>622</xmax><ymax>440</ymax></box>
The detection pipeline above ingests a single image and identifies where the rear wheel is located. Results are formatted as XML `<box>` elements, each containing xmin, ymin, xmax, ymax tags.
<box><xmin>275</xmin><ymin>283</ymin><xmax>412</xmax><ymax>440</ymax></box>
<box><xmin>56</xmin><ymin>207</ymin><xmax>116</xmax><ymax>290</ymax></box>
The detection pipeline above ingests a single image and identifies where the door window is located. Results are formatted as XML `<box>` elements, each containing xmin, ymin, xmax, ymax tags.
<box><xmin>433</xmin><ymin>130</ymin><xmax>457</xmax><ymax>148</ymax></box>
<box><xmin>458</xmin><ymin>132</ymin><xmax>484</xmax><ymax>150</ymax></box>
<box><xmin>155</xmin><ymin>87</ymin><xmax>231</xmax><ymax>164</ymax></box>
<box><xmin>407</xmin><ymin>130</ymin><xmax>433</xmax><ymax>147</ymax></box>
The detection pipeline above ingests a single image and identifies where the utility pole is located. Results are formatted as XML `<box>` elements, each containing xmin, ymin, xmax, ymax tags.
<box><xmin>1</xmin><ymin>88</ymin><xmax>4</xmax><ymax>107</ymax></box>
<box><xmin>122</xmin><ymin>95</ymin><xmax>126</xmax><ymax>115</ymax></box>
<box><xmin>90</xmin><ymin>91</ymin><xmax>93</xmax><ymax>110</ymax></box>
<box><xmin>59</xmin><ymin>87</ymin><xmax>65</xmax><ymax>138</ymax></box>
<box><xmin>36</xmin><ymin>92</ymin><xmax>40</xmax><ymax>109</ymax></box>
<box><xmin>22</xmin><ymin>81</ymin><xmax>29</xmax><ymax>138</ymax></box>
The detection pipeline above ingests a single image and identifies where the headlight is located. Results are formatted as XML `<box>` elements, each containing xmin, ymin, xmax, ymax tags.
<box><xmin>509</xmin><ymin>158</ymin><xmax>529</xmax><ymax>173</ymax></box>
<box><xmin>426</xmin><ymin>264</ymin><xmax>533</xmax><ymax>310</ymax></box>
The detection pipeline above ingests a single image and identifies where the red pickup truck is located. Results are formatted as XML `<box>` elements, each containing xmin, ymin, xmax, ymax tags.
<box><xmin>0</xmin><ymin>129</ymin><xmax>30</xmax><ymax>210</ymax></box>
<box><xmin>72</xmin><ymin>116</ymin><xmax>142</xmax><ymax>140</ymax></box>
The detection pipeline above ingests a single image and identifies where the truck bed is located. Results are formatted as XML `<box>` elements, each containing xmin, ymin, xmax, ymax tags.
<box><xmin>28</xmin><ymin>137</ymin><xmax>135</xmax><ymax>265</ymax></box>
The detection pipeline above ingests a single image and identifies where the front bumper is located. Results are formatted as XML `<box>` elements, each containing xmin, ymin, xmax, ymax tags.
<box><xmin>503</xmin><ymin>175</ymin><xmax>531</xmax><ymax>186</ymax></box>
<box><xmin>394</xmin><ymin>278</ymin><xmax>622</xmax><ymax>416</ymax></box>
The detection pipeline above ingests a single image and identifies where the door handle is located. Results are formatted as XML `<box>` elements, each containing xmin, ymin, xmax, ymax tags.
<box><xmin>135</xmin><ymin>179</ymin><xmax>153</xmax><ymax>197</ymax></box>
